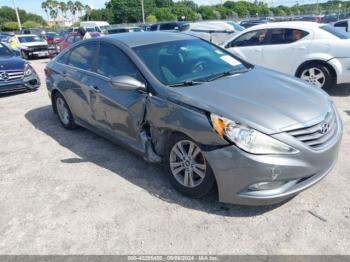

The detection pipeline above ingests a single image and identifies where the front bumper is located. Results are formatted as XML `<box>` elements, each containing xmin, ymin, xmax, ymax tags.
<box><xmin>0</xmin><ymin>75</ymin><xmax>40</xmax><ymax>94</ymax></box>
<box><xmin>203</xmin><ymin>110</ymin><xmax>342</xmax><ymax>206</ymax></box>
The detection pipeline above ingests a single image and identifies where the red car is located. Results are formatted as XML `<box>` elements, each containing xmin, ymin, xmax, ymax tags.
<box><xmin>57</xmin><ymin>32</ymin><xmax>101</xmax><ymax>53</ymax></box>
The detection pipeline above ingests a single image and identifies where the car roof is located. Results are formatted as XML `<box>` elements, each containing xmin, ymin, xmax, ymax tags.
<box><xmin>103</xmin><ymin>31</ymin><xmax>195</xmax><ymax>47</ymax></box>
<box><xmin>246</xmin><ymin>21</ymin><xmax>323</xmax><ymax>30</ymax></box>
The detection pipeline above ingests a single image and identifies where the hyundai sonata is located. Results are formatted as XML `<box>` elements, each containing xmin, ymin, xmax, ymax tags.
<box><xmin>45</xmin><ymin>32</ymin><xmax>342</xmax><ymax>205</ymax></box>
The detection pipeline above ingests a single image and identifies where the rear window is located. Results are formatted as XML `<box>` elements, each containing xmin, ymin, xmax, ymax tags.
<box><xmin>320</xmin><ymin>24</ymin><xmax>350</xmax><ymax>39</ymax></box>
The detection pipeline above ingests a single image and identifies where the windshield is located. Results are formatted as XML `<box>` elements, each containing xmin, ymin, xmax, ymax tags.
<box><xmin>47</xmin><ymin>33</ymin><xmax>58</xmax><ymax>39</ymax></box>
<box><xmin>18</xmin><ymin>35</ymin><xmax>44</xmax><ymax>43</ymax></box>
<box><xmin>320</xmin><ymin>24</ymin><xmax>350</xmax><ymax>39</ymax></box>
<box><xmin>100</xmin><ymin>25</ymin><xmax>111</xmax><ymax>31</ymax></box>
<box><xmin>133</xmin><ymin>39</ymin><xmax>247</xmax><ymax>85</ymax></box>
<box><xmin>0</xmin><ymin>43</ymin><xmax>13</xmax><ymax>56</ymax></box>
<box><xmin>85</xmin><ymin>27</ymin><xmax>96</xmax><ymax>32</ymax></box>
<box><xmin>226</xmin><ymin>21</ymin><xmax>244</xmax><ymax>31</ymax></box>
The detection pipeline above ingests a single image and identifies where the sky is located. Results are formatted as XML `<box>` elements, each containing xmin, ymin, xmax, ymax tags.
<box><xmin>2</xmin><ymin>0</ymin><xmax>328</xmax><ymax>19</ymax></box>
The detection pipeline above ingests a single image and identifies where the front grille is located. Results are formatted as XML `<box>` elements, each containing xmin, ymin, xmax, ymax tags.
<box><xmin>30</xmin><ymin>45</ymin><xmax>48</xmax><ymax>52</ymax></box>
<box><xmin>0</xmin><ymin>70</ymin><xmax>24</xmax><ymax>82</ymax></box>
<box><xmin>287</xmin><ymin>109</ymin><xmax>337</xmax><ymax>149</ymax></box>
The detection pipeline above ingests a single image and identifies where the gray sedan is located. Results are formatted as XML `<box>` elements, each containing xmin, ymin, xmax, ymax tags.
<box><xmin>45</xmin><ymin>32</ymin><xmax>342</xmax><ymax>205</ymax></box>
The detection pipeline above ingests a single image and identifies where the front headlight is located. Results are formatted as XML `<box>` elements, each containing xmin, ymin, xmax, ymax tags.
<box><xmin>24</xmin><ymin>63</ymin><xmax>33</xmax><ymax>76</ymax></box>
<box><xmin>210</xmin><ymin>114</ymin><xmax>299</xmax><ymax>155</ymax></box>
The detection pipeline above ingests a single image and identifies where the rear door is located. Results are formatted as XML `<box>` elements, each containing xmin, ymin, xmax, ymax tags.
<box><xmin>91</xmin><ymin>41</ymin><xmax>148</xmax><ymax>142</ymax></box>
<box><xmin>63</xmin><ymin>41</ymin><xmax>99</xmax><ymax>125</ymax></box>
<box><xmin>260</xmin><ymin>28</ymin><xmax>312</xmax><ymax>74</ymax></box>
<box><xmin>225</xmin><ymin>29</ymin><xmax>267</xmax><ymax>66</ymax></box>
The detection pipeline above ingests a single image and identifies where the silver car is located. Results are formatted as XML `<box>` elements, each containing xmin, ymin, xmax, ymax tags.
<box><xmin>45</xmin><ymin>32</ymin><xmax>342</xmax><ymax>205</ymax></box>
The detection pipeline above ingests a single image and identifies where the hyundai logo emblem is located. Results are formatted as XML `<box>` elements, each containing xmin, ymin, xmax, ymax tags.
<box><xmin>0</xmin><ymin>72</ymin><xmax>9</xmax><ymax>80</ymax></box>
<box><xmin>320</xmin><ymin>122</ymin><xmax>330</xmax><ymax>134</ymax></box>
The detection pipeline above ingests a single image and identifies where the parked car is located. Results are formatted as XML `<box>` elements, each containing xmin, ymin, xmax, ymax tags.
<box><xmin>222</xmin><ymin>21</ymin><xmax>350</xmax><ymax>89</ymax></box>
<box><xmin>149</xmin><ymin>21</ymin><xmax>190</xmax><ymax>31</ymax></box>
<box><xmin>80</xmin><ymin>21</ymin><xmax>111</xmax><ymax>34</ymax></box>
<box><xmin>21</xmin><ymin>28</ymin><xmax>46</xmax><ymax>36</ymax></box>
<box><xmin>108</xmin><ymin>26</ymin><xmax>142</xmax><ymax>34</ymax></box>
<box><xmin>185</xmin><ymin>21</ymin><xmax>243</xmax><ymax>44</ymax></box>
<box><xmin>333</xmin><ymin>19</ymin><xmax>350</xmax><ymax>32</ymax></box>
<box><xmin>57</xmin><ymin>32</ymin><xmax>100</xmax><ymax>53</ymax></box>
<box><xmin>15</xmin><ymin>34</ymin><xmax>49</xmax><ymax>59</ymax></box>
<box><xmin>240</xmin><ymin>19</ymin><xmax>268</xmax><ymax>28</ymax></box>
<box><xmin>45</xmin><ymin>32</ymin><xmax>342</xmax><ymax>205</ymax></box>
<box><xmin>0</xmin><ymin>35</ymin><xmax>9</xmax><ymax>43</ymax></box>
<box><xmin>46</xmin><ymin>32</ymin><xmax>60</xmax><ymax>57</ymax></box>
<box><xmin>0</xmin><ymin>42</ymin><xmax>40</xmax><ymax>93</ymax></box>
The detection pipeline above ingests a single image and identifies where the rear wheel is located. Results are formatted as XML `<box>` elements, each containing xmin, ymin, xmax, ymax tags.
<box><xmin>53</xmin><ymin>92</ymin><xmax>77</xmax><ymax>129</ymax></box>
<box><xmin>297</xmin><ymin>62</ymin><xmax>334</xmax><ymax>90</ymax></box>
<box><xmin>164</xmin><ymin>134</ymin><xmax>215</xmax><ymax>198</ymax></box>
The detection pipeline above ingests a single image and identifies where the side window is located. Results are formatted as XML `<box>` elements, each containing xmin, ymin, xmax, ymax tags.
<box><xmin>96</xmin><ymin>42</ymin><xmax>141</xmax><ymax>80</ymax></box>
<box><xmin>228</xmin><ymin>29</ymin><xmax>268</xmax><ymax>47</ymax></box>
<box><xmin>150</xmin><ymin>24</ymin><xmax>158</xmax><ymax>31</ymax></box>
<box><xmin>57</xmin><ymin>50</ymin><xmax>70</xmax><ymax>64</ymax></box>
<box><xmin>67</xmin><ymin>42</ymin><xmax>98</xmax><ymax>71</ymax></box>
<box><xmin>267</xmin><ymin>28</ymin><xmax>309</xmax><ymax>45</ymax></box>
<box><xmin>74</xmin><ymin>36</ymin><xmax>81</xmax><ymax>42</ymax></box>
<box><xmin>67</xmin><ymin>36</ymin><xmax>74</xmax><ymax>44</ymax></box>
<box><xmin>334</xmin><ymin>21</ymin><xmax>347</xmax><ymax>28</ymax></box>
<box><xmin>160</xmin><ymin>23</ymin><xmax>176</xmax><ymax>30</ymax></box>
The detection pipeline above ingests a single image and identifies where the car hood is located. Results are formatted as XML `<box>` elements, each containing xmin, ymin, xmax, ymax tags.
<box><xmin>20</xmin><ymin>41</ymin><xmax>47</xmax><ymax>47</ymax></box>
<box><xmin>168</xmin><ymin>67</ymin><xmax>332</xmax><ymax>134</ymax></box>
<box><xmin>0</xmin><ymin>56</ymin><xmax>25</xmax><ymax>71</ymax></box>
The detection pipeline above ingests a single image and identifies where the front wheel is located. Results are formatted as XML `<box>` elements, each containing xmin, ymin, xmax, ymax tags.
<box><xmin>297</xmin><ymin>63</ymin><xmax>334</xmax><ymax>90</ymax></box>
<box><xmin>164</xmin><ymin>134</ymin><xmax>215</xmax><ymax>198</ymax></box>
<box><xmin>53</xmin><ymin>92</ymin><xmax>77</xmax><ymax>129</ymax></box>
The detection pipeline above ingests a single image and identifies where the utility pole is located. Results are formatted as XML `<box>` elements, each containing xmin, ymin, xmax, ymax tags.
<box><xmin>141</xmin><ymin>0</ymin><xmax>145</xmax><ymax>24</ymax></box>
<box><xmin>12</xmin><ymin>0</ymin><xmax>22</xmax><ymax>31</ymax></box>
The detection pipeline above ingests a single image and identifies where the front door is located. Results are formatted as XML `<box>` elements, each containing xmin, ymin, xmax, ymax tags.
<box><xmin>225</xmin><ymin>29</ymin><xmax>268</xmax><ymax>66</ymax></box>
<box><xmin>91</xmin><ymin>42</ymin><xmax>148</xmax><ymax>142</ymax></box>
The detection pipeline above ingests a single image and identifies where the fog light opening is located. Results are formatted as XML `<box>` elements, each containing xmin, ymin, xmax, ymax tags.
<box><xmin>247</xmin><ymin>181</ymin><xmax>287</xmax><ymax>191</ymax></box>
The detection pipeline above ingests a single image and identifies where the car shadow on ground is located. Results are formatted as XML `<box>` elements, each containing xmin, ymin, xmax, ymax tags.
<box><xmin>325</xmin><ymin>84</ymin><xmax>350</xmax><ymax>97</ymax></box>
<box><xmin>25</xmin><ymin>105</ymin><xmax>286</xmax><ymax>217</ymax></box>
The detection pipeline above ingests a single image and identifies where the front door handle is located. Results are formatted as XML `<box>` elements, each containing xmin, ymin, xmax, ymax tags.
<box><xmin>89</xmin><ymin>85</ymin><xmax>100</xmax><ymax>92</ymax></box>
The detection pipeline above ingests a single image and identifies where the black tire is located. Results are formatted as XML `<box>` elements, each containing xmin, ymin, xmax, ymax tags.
<box><xmin>297</xmin><ymin>62</ymin><xmax>334</xmax><ymax>90</ymax></box>
<box><xmin>21</xmin><ymin>50</ymin><xmax>29</xmax><ymax>60</ymax></box>
<box><xmin>53</xmin><ymin>92</ymin><xmax>77</xmax><ymax>130</ymax></box>
<box><xmin>164</xmin><ymin>134</ymin><xmax>216</xmax><ymax>198</ymax></box>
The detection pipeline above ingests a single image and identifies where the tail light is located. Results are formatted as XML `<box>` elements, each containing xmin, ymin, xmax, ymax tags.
<box><xmin>44</xmin><ymin>67</ymin><xmax>49</xmax><ymax>77</ymax></box>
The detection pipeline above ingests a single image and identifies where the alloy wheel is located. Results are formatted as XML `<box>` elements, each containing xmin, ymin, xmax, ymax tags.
<box><xmin>169</xmin><ymin>140</ymin><xmax>206</xmax><ymax>188</ymax></box>
<box><xmin>300</xmin><ymin>67</ymin><xmax>326</xmax><ymax>88</ymax></box>
<box><xmin>56</xmin><ymin>97</ymin><xmax>70</xmax><ymax>125</ymax></box>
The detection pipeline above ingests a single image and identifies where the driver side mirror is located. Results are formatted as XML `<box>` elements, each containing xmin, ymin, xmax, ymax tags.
<box><xmin>110</xmin><ymin>75</ymin><xmax>146</xmax><ymax>91</ymax></box>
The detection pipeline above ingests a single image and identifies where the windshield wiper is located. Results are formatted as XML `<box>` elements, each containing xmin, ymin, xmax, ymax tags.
<box><xmin>168</xmin><ymin>80</ymin><xmax>204</xmax><ymax>87</ymax></box>
<box><xmin>206</xmin><ymin>69</ymin><xmax>250</xmax><ymax>82</ymax></box>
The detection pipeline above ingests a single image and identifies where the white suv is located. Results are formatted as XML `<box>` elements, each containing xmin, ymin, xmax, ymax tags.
<box><xmin>222</xmin><ymin>21</ymin><xmax>350</xmax><ymax>89</ymax></box>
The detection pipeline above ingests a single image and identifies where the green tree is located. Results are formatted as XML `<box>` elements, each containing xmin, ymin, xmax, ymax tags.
<box><xmin>3</xmin><ymin>21</ymin><xmax>19</xmax><ymax>31</ymax></box>
<box><xmin>155</xmin><ymin>7</ymin><xmax>176</xmax><ymax>21</ymax></box>
<box><xmin>172</xmin><ymin>4</ymin><xmax>196</xmax><ymax>21</ymax></box>
<box><xmin>146</xmin><ymin>14</ymin><xmax>157</xmax><ymax>22</ymax></box>
<box><xmin>106</xmin><ymin>0</ymin><xmax>143</xmax><ymax>23</ymax></box>
<box><xmin>22</xmin><ymin>20</ymin><xmax>41</xmax><ymax>28</ymax></box>
<box><xmin>197</xmin><ymin>6</ymin><xmax>216</xmax><ymax>20</ymax></box>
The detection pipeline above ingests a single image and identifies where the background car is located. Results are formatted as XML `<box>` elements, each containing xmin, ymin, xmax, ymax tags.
<box><xmin>0</xmin><ymin>42</ymin><xmax>40</xmax><ymax>93</ymax></box>
<box><xmin>333</xmin><ymin>19</ymin><xmax>350</xmax><ymax>32</ymax></box>
<box><xmin>185</xmin><ymin>21</ymin><xmax>242</xmax><ymax>44</ymax></box>
<box><xmin>222</xmin><ymin>21</ymin><xmax>350</xmax><ymax>89</ymax></box>
<box><xmin>57</xmin><ymin>31</ymin><xmax>100</xmax><ymax>53</ymax></box>
<box><xmin>16</xmin><ymin>34</ymin><xmax>49</xmax><ymax>59</ymax></box>
<box><xmin>107</xmin><ymin>26</ymin><xmax>142</xmax><ymax>34</ymax></box>
<box><xmin>149</xmin><ymin>21</ymin><xmax>189</xmax><ymax>31</ymax></box>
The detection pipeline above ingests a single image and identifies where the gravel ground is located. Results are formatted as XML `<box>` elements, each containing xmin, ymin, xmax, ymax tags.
<box><xmin>0</xmin><ymin>58</ymin><xmax>349</xmax><ymax>255</ymax></box>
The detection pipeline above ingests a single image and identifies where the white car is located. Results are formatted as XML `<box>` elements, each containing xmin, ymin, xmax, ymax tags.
<box><xmin>221</xmin><ymin>21</ymin><xmax>350</xmax><ymax>89</ymax></box>
<box><xmin>15</xmin><ymin>34</ymin><xmax>49</xmax><ymax>59</ymax></box>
